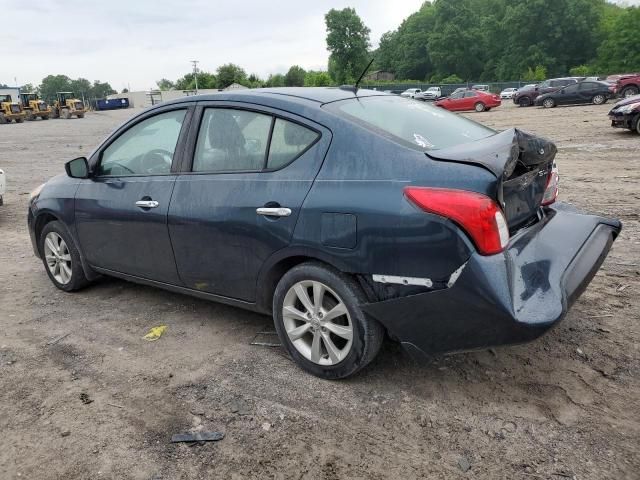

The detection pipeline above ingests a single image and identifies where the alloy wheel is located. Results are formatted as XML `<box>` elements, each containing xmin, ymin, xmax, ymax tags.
<box><xmin>282</xmin><ymin>280</ymin><xmax>353</xmax><ymax>366</ymax></box>
<box><xmin>593</xmin><ymin>94</ymin><xmax>605</xmax><ymax>105</ymax></box>
<box><xmin>44</xmin><ymin>232</ymin><xmax>73</xmax><ymax>285</ymax></box>
<box><xmin>543</xmin><ymin>98</ymin><xmax>555</xmax><ymax>108</ymax></box>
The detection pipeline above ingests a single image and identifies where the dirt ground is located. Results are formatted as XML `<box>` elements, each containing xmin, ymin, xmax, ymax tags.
<box><xmin>0</xmin><ymin>101</ymin><xmax>638</xmax><ymax>480</ymax></box>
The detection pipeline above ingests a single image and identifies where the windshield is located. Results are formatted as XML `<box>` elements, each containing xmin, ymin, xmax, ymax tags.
<box><xmin>324</xmin><ymin>95</ymin><xmax>495</xmax><ymax>151</ymax></box>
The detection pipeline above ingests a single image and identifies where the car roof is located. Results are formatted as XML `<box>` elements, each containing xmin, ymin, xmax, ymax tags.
<box><xmin>158</xmin><ymin>87</ymin><xmax>387</xmax><ymax>108</ymax></box>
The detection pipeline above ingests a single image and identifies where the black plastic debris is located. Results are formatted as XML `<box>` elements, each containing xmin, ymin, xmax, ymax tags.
<box><xmin>170</xmin><ymin>431</ymin><xmax>224</xmax><ymax>443</ymax></box>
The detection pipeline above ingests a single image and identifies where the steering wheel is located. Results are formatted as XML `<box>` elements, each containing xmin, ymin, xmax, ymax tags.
<box><xmin>141</xmin><ymin>149</ymin><xmax>173</xmax><ymax>174</ymax></box>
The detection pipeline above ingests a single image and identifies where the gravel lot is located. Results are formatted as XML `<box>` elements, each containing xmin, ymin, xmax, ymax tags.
<box><xmin>0</xmin><ymin>101</ymin><xmax>638</xmax><ymax>480</ymax></box>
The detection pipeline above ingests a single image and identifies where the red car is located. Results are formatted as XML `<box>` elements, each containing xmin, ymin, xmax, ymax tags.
<box><xmin>435</xmin><ymin>89</ymin><xmax>501</xmax><ymax>112</ymax></box>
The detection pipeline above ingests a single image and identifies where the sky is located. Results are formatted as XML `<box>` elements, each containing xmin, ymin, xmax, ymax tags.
<box><xmin>2</xmin><ymin>0</ymin><xmax>424</xmax><ymax>91</ymax></box>
<box><xmin>3</xmin><ymin>0</ymin><xmax>638</xmax><ymax>92</ymax></box>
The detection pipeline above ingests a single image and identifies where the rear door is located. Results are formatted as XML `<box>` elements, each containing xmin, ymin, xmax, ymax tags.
<box><xmin>577</xmin><ymin>82</ymin><xmax>597</xmax><ymax>103</ymax></box>
<box><xmin>559</xmin><ymin>83</ymin><xmax>580</xmax><ymax>104</ymax></box>
<box><xmin>75</xmin><ymin>106</ymin><xmax>192</xmax><ymax>283</ymax></box>
<box><xmin>168</xmin><ymin>103</ymin><xmax>331</xmax><ymax>302</ymax></box>
<box><xmin>462</xmin><ymin>90</ymin><xmax>478</xmax><ymax>110</ymax></box>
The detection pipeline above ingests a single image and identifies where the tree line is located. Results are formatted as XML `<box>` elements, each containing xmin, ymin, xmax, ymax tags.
<box><xmin>7</xmin><ymin>75</ymin><xmax>117</xmax><ymax>103</ymax></box>
<box><xmin>370</xmin><ymin>0</ymin><xmax>640</xmax><ymax>83</ymax></box>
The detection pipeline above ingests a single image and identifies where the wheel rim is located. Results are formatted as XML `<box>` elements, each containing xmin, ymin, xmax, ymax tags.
<box><xmin>625</xmin><ymin>88</ymin><xmax>638</xmax><ymax>98</ymax></box>
<box><xmin>594</xmin><ymin>95</ymin><xmax>604</xmax><ymax>104</ymax></box>
<box><xmin>475</xmin><ymin>103</ymin><xmax>483</xmax><ymax>112</ymax></box>
<box><xmin>544</xmin><ymin>99</ymin><xmax>553</xmax><ymax>108</ymax></box>
<box><xmin>282</xmin><ymin>280</ymin><xmax>353</xmax><ymax>366</ymax></box>
<box><xmin>44</xmin><ymin>232</ymin><xmax>72</xmax><ymax>285</ymax></box>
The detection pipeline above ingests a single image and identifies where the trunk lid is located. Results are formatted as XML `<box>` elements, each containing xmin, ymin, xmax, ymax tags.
<box><xmin>427</xmin><ymin>128</ymin><xmax>557</xmax><ymax>230</ymax></box>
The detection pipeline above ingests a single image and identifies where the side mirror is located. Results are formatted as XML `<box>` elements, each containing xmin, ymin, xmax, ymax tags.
<box><xmin>65</xmin><ymin>157</ymin><xmax>90</xmax><ymax>179</ymax></box>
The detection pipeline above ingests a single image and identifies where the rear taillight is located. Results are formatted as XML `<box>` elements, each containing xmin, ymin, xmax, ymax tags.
<box><xmin>404</xmin><ymin>187</ymin><xmax>509</xmax><ymax>255</ymax></box>
<box><xmin>541</xmin><ymin>161</ymin><xmax>559</xmax><ymax>206</ymax></box>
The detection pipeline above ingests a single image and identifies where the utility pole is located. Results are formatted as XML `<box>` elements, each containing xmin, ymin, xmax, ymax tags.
<box><xmin>191</xmin><ymin>60</ymin><xmax>199</xmax><ymax>94</ymax></box>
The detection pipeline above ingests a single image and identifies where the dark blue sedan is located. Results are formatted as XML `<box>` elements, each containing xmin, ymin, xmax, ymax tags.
<box><xmin>28</xmin><ymin>88</ymin><xmax>621</xmax><ymax>379</ymax></box>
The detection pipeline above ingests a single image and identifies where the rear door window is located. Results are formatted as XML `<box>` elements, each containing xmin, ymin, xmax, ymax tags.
<box><xmin>193</xmin><ymin>109</ymin><xmax>271</xmax><ymax>172</ymax></box>
<box><xmin>464</xmin><ymin>91</ymin><xmax>478</xmax><ymax>98</ymax></box>
<box><xmin>267</xmin><ymin>119</ymin><xmax>319</xmax><ymax>170</ymax></box>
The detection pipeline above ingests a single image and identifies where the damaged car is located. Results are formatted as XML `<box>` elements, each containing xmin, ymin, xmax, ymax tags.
<box><xmin>608</xmin><ymin>94</ymin><xmax>640</xmax><ymax>134</ymax></box>
<box><xmin>28</xmin><ymin>88</ymin><xmax>621</xmax><ymax>379</ymax></box>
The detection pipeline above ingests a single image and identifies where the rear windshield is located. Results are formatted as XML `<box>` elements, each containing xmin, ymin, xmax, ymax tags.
<box><xmin>324</xmin><ymin>95</ymin><xmax>495</xmax><ymax>151</ymax></box>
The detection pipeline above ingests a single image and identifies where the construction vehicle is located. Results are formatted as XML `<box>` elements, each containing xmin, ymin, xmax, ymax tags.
<box><xmin>0</xmin><ymin>95</ymin><xmax>26</xmax><ymax>124</ymax></box>
<box><xmin>50</xmin><ymin>92</ymin><xmax>86</xmax><ymax>119</ymax></box>
<box><xmin>20</xmin><ymin>93</ymin><xmax>51</xmax><ymax>120</ymax></box>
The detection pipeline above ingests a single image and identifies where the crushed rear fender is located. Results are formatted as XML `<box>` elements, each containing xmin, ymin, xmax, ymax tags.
<box><xmin>362</xmin><ymin>203</ymin><xmax>621</xmax><ymax>357</ymax></box>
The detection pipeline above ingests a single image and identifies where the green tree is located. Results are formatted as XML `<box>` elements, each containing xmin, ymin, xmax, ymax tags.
<box><xmin>247</xmin><ymin>74</ymin><xmax>264</xmax><ymax>88</ymax></box>
<box><xmin>156</xmin><ymin>78</ymin><xmax>175</xmax><ymax>91</ymax></box>
<box><xmin>39</xmin><ymin>75</ymin><xmax>73</xmax><ymax>102</ymax></box>
<box><xmin>440</xmin><ymin>74</ymin><xmax>463</xmax><ymax>84</ymax></box>
<box><xmin>216</xmin><ymin>63</ymin><xmax>247</xmax><ymax>88</ymax></box>
<box><xmin>304</xmin><ymin>70</ymin><xmax>333</xmax><ymax>87</ymax></box>
<box><xmin>21</xmin><ymin>83</ymin><xmax>36</xmax><ymax>93</ymax></box>
<box><xmin>90</xmin><ymin>80</ymin><xmax>116</xmax><ymax>98</ymax></box>
<box><xmin>265</xmin><ymin>74</ymin><xmax>286</xmax><ymax>87</ymax></box>
<box><xmin>325</xmin><ymin>7</ymin><xmax>371</xmax><ymax>84</ymax></box>
<box><xmin>595</xmin><ymin>6</ymin><xmax>640</xmax><ymax>72</ymax></box>
<box><xmin>285</xmin><ymin>65</ymin><xmax>306</xmax><ymax>86</ymax></box>
<box><xmin>522</xmin><ymin>65</ymin><xmax>547</xmax><ymax>82</ymax></box>
<box><xmin>569</xmin><ymin>64</ymin><xmax>592</xmax><ymax>76</ymax></box>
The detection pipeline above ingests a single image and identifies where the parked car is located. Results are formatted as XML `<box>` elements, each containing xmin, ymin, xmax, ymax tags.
<box><xmin>513</xmin><ymin>77</ymin><xmax>584</xmax><ymax>107</ymax></box>
<box><xmin>616</xmin><ymin>74</ymin><xmax>640</xmax><ymax>98</ymax></box>
<box><xmin>608</xmin><ymin>94</ymin><xmax>640</xmax><ymax>134</ymax></box>
<box><xmin>416</xmin><ymin>86</ymin><xmax>442</xmax><ymax>101</ymax></box>
<box><xmin>401</xmin><ymin>88</ymin><xmax>422</xmax><ymax>98</ymax></box>
<box><xmin>0</xmin><ymin>167</ymin><xmax>5</xmax><ymax>206</ymax></box>
<box><xmin>435</xmin><ymin>89</ymin><xmax>501</xmax><ymax>112</ymax></box>
<box><xmin>500</xmin><ymin>87</ymin><xmax>518</xmax><ymax>99</ymax></box>
<box><xmin>27</xmin><ymin>88</ymin><xmax>621</xmax><ymax>379</ymax></box>
<box><xmin>472</xmin><ymin>84</ymin><xmax>490</xmax><ymax>92</ymax></box>
<box><xmin>535</xmin><ymin>81</ymin><xmax>614</xmax><ymax>108</ymax></box>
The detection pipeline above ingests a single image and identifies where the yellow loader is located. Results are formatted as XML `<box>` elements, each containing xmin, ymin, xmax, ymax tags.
<box><xmin>50</xmin><ymin>92</ymin><xmax>86</xmax><ymax>119</ymax></box>
<box><xmin>0</xmin><ymin>94</ymin><xmax>26</xmax><ymax>124</ymax></box>
<box><xmin>20</xmin><ymin>93</ymin><xmax>51</xmax><ymax>120</ymax></box>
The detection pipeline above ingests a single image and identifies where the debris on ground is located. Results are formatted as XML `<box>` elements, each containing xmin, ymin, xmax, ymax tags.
<box><xmin>261</xmin><ymin>422</ymin><xmax>272</xmax><ymax>432</ymax></box>
<box><xmin>457</xmin><ymin>456</ymin><xmax>471</xmax><ymax>472</ymax></box>
<box><xmin>46</xmin><ymin>333</ymin><xmax>70</xmax><ymax>346</ymax></box>
<box><xmin>143</xmin><ymin>325</ymin><xmax>167</xmax><ymax>342</ymax></box>
<box><xmin>79</xmin><ymin>393</ymin><xmax>93</xmax><ymax>404</ymax></box>
<box><xmin>250</xmin><ymin>327</ymin><xmax>281</xmax><ymax>347</ymax></box>
<box><xmin>170</xmin><ymin>431</ymin><xmax>224</xmax><ymax>443</ymax></box>
<box><xmin>60</xmin><ymin>430</ymin><xmax>71</xmax><ymax>437</ymax></box>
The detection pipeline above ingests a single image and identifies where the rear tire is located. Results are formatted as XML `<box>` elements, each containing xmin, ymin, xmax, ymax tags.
<box><xmin>622</xmin><ymin>86</ymin><xmax>639</xmax><ymax>98</ymax></box>
<box><xmin>61</xmin><ymin>109</ymin><xmax>71</xmax><ymax>119</ymax></box>
<box><xmin>542</xmin><ymin>98</ymin><xmax>555</xmax><ymax>108</ymax></box>
<box><xmin>26</xmin><ymin>111</ymin><xmax>35</xmax><ymax>121</ymax></box>
<box><xmin>273</xmin><ymin>262</ymin><xmax>384</xmax><ymax>379</ymax></box>
<box><xmin>592</xmin><ymin>94</ymin><xmax>606</xmax><ymax>105</ymax></box>
<box><xmin>39</xmin><ymin>221</ymin><xmax>90</xmax><ymax>292</ymax></box>
<box><xmin>0</xmin><ymin>113</ymin><xmax>5</xmax><ymax>124</ymax></box>
<box><xmin>474</xmin><ymin>102</ymin><xmax>486</xmax><ymax>112</ymax></box>
<box><xmin>15</xmin><ymin>117</ymin><xmax>24</xmax><ymax>123</ymax></box>
<box><xmin>41</xmin><ymin>115</ymin><xmax>49</xmax><ymax>120</ymax></box>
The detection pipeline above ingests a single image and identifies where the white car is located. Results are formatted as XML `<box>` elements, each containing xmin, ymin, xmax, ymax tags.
<box><xmin>416</xmin><ymin>86</ymin><xmax>442</xmax><ymax>101</ymax></box>
<box><xmin>0</xmin><ymin>168</ymin><xmax>5</xmax><ymax>206</ymax></box>
<box><xmin>400</xmin><ymin>88</ymin><xmax>422</xmax><ymax>98</ymax></box>
<box><xmin>500</xmin><ymin>87</ymin><xmax>519</xmax><ymax>99</ymax></box>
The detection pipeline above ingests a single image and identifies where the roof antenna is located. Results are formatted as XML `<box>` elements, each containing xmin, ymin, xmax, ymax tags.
<box><xmin>340</xmin><ymin>58</ymin><xmax>375</xmax><ymax>94</ymax></box>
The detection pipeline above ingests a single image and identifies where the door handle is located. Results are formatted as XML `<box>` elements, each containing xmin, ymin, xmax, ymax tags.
<box><xmin>136</xmin><ymin>200</ymin><xmax>159</xmax><ymax>208</ymax></box>
<box><xmin>256</xmin><ymin>207</ymin><xmax>291</xmax><ymax>217</ymax></box>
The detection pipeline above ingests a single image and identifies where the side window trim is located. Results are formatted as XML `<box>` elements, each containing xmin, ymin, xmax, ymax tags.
<box><xmin>183</xmin><ymin>103</ymin><xmax>322</xmax><ymax>175</ymax></box>
<box><xmin>92</xmin><ymin>105</ymin><xmax>193</xmax><ymax>178</ymax></box>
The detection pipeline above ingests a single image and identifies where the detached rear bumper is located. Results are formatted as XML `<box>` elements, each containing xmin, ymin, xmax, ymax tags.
<box><xmin>362</xmin><ymin>203</ymin><xmax>621</xmax><ymax>357</ymax></box>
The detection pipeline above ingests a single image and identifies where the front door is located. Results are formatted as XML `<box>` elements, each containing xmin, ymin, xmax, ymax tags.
<box><xmin>168</xmin><ymin>104</ymin><xmax>330</xmax><ymax>302</ymax></box>
<box><xmin>75</xmin><ymin>107</ymin><xmax>191</xmax><ymax>283</ymax></box>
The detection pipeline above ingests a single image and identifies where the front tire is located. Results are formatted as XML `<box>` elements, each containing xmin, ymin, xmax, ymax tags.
<box><xmin>273</xmin><ymin>262</ymin><xmax>384</xmax><ymax>379</ymax></box>
<box><xmin>518</xmin><ymin>96</ymin><xmax>531</xmax><ymax>107</ymax></box>
<box><xmin>39</xmin><ymin>221</ymin><xmax>90</xmax><ymax>292</ymax></box>
<box><xmin>622</xmin><ymin>86</ymin><xmax>639</xmax><ymax>98</ymax></box>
